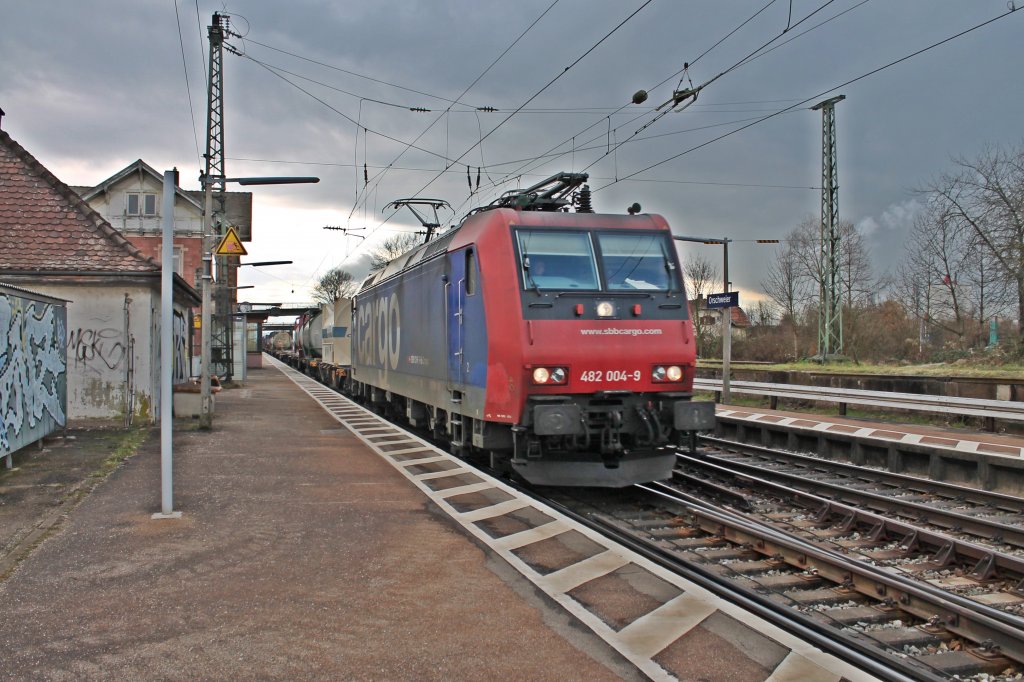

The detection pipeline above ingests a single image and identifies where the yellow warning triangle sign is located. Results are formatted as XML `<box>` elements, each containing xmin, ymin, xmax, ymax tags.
<box><xmin>214</xmin><ymin>226</ymin><xmax>248</xmax><ymax>256</ymax></box>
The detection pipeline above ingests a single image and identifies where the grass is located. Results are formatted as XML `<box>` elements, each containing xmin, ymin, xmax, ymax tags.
<box><xmin>700</xmin><ymin>359</ymin><xmax>1024</xmax><ymax>380</ymax></box>
<box><xmin>89</xmin><ymin>426</ymin><xmax>150</xmax><ymax>479</ymax></box>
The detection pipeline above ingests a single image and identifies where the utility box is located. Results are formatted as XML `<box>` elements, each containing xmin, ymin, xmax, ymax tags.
<box><xmin>1</xmin><ymin>283</ymin><xmax>68</xmax><ymax>466</ymax></box>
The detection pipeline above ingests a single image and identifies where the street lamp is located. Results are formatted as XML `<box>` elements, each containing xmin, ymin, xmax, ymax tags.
<box><xmin>199</xmin><ymin>179</ymin><xmax>316</xmax><ymax>429</ymax></box>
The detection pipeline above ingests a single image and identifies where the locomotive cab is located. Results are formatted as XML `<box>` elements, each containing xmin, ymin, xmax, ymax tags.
<box><xmin>503</xmin><ymin>218</ymin><xmax>715</xmax><ymax>486</ymax></box>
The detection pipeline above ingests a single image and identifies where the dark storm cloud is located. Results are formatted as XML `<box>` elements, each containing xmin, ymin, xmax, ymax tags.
<box><xmin>1</xmin><ymin>0</ymin><xmax>1021</xmax><ymax>301</ymax></box>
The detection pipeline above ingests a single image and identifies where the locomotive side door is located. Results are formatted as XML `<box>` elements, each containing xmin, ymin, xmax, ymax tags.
<box><xmin>445</xmin><ymin>250</ymin><xmax>467</xmax><ymax>393</ymax></box>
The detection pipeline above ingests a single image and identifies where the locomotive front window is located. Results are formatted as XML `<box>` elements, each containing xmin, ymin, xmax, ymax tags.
<box><xmin>517</xmin><ymin>231</ymin><xmax>599</xmax><ymax>291</ymax></box>
<box><xmin>597</xmin><ymin>233</ymin><xmax>673</xmax><ymax>291</ymax></box>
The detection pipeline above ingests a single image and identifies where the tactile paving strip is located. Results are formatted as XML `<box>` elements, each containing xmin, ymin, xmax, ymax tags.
<box><xmin>269</xmin><ymin>357</ymin><xmax>877</xmax><ymax>681</ymax></box>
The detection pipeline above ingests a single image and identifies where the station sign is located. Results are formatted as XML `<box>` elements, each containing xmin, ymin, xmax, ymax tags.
<box><xmin>706</xmin><ymin>291</ymin><xmax>738</xmax><ymax>309</ymax></box>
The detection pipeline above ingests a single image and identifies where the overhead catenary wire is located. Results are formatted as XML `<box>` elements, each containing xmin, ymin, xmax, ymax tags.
<box><xmin>573</xmin><ymin>0</ymin><xmax>849</xmax><ymax>180</ymax></box>
<box><xmin>380</xmin><ymin>0</ymin><xmax>656</xmax><ymax>235</ymax></box>
<box><xmin>173</xmin><ymin>0</ymin><xmax>203</xmax><ymax>162</ymax></box>
<box><xmin>592</xmin><ymin>5</ymin><xmax>1022</xmax><ymax>193</ymax></box>
<box><xmin>234</xmin><ymin>52</ymin><xmax>439</xmax><ymax>112</ymax></box>
<box><xmin>348</xmin><ymin>0</ymin><xmax>563</xmax><ymax>223</ymax></box>
<box><xmin>224</xmin><ymin>1</ymin><xmax>820</xmax><ymax>236</ymax></box>
<box><xmin>240</xmin><ymin>36</ymin><xmax>489</xmax><ymax>110</ymax></box>
<box><xmin>471</xmin><ymin>0</ymin><xmax>808</xmax><ymax>205</ymax></box>
<box><xmin>225</xmin><ymin>157</ymin><xmax>818</xmax><ymax>190</ymax></box>
<box><xmin>194</xmin><ymin>0</ymin><xmax>207</xmax><ymax>89</ymax></box>
<box><xmin>239</xmin><ymin>54</ymin><xmax>464</xmax><ymax>167</ymax></box>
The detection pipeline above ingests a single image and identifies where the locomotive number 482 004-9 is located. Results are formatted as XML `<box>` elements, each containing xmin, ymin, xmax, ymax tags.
<box><xmin>579</xmin><ymin>369</ymin><xmax>641</xmax><ymax>382</ymax></box>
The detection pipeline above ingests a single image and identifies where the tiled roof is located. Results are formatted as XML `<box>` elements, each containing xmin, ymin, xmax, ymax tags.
<box><xmin>730</xmin><ymin>305</ymin><xmax>751</xmax><ymax>327</ymax></box>
<box><xmin>0</xmin><ymin>129</ymin><xmax>157</xmax><ymax>273</ymax></box>
<box><xmin>687</xmin><ymin>300</ymin><xmax>753</xmax><ymax>327</ymax></box>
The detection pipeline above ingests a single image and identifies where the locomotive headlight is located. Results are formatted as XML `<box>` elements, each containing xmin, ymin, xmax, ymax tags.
<box><xmin>531</xmin><ymin>366</ymin><xmax>568</xmax><ymax>385</ymax></box>
<box><xmin>652</xmin><ymin>365</ymin><xmax>684</xmax><ymax>382</ymax></box>
<box><xmin>596</xmin><ymin>301</ymin><xmax>615</xmax><ymax>317</ymax></box>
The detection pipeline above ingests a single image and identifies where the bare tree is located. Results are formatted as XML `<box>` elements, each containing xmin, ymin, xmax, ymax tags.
<box><xmin>922</xmin><ymin>143</ymin><xmax>1024</xmax><ymax>351</ymax></box>
<box><xmin>312</xmin><ymin>266</ymin><xmax>357</xmax><ymax>305</ymax></box>
<box><xmin>762</xmin><ymin>238</ymin><xmax>810</xmax><ymax>322</ymax></box>
<box><xmin>683</xmin><ymin>255</ymin><xmax>719</xmax><ymax>356</ymax></box>
<box><xmin>749</xmin><ymin>299</ymin><xmax>778</xmax><ymax>327</ymax></box>
<box><xmin>369</xmin><ymin>232</ymin><xmax>423</xmax><ymax>270</ymax></box>
<box><xmin>837</xmin><ymin>221</ymin><xmax>875</xmax><ymax>307</ymax></box>
<box><xmin>898</xmin><ymin>199</ymin><xmax>973</xmax><ymax>348</ymax></box>
<box><xmin>763</xmin><ymin>223</ymin><xmax>815</xmax><ymax>359</ymax></box>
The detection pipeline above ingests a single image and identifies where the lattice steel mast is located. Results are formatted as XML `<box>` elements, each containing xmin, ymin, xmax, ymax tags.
<box><xmin>811</xmin><ymin>95</ymin><xmax>845</xmax><ymax>360</ymax></box>
<box><xmin>202</xmin><ymin>12</ymin><xmax>236</xmax><ymax>383</ymax></box>
<box><xmin>199</xmin><ymin>12</ymin><xmax>232</xmax><ymax>427</ymax></box>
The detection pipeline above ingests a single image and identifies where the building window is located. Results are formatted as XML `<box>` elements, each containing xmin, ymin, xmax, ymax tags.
<box><xmin>158</xmin><ymin>245</ymin><xmax>184</xmax><ymax>276</ymax></box>
<box><xmin>126</xmin><ymin>192</ymin><xmax>158</xmax><ymax>216</ymax></box>
<box><xmin>247</xmin><ymin>323</ymin><xmax>260</xmax><ymax>353</ymax></box>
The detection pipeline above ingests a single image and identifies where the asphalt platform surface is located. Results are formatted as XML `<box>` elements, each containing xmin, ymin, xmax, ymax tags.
<box><xmin>0</xmin><ymin>366</ymin><xmax>639</xmax><ymax>680</ymax></box>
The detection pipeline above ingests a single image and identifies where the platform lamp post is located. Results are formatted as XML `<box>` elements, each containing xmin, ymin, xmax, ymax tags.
<box><xmin>672</xmin><ymin>236</ymin><xmax>778</xmax><ymax>405</ymax></box>
<box><xmin>199</xmin><ymin>176</ymin><xmax>317</xmax><ymax>429</ymax></box>
<box><xmin>155</xmin><ymin>169</ymin><xmax>182</xmax><ymax>519</ymax></box>
<box><xmin>672</xmin><ymin>236</ymin><xmax>732</xmax><ymax>400</ymax></box>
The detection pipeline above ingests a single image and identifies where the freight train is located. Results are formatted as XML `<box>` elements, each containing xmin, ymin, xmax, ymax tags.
<box><xmin>280</xmin><ymin>173</ymin><xmax>714</xmax><ymax>487</ymax></box>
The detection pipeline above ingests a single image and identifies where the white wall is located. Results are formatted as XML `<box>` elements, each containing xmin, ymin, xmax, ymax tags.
<box><xmin>22</xmin><ymin>283</ymin><xmax>191</xmax><ymax>422</ymax></box>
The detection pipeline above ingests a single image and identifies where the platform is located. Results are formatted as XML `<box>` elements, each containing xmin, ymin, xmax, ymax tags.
<box><xmin>0</xmin><ymin>361</ymin><xmax>876</xmax><ymax>680</ymax></box>
<box><xmin>715</xmin><ymin>405</ymin><xmax>1024</xmax><ymax>494</ymax></box>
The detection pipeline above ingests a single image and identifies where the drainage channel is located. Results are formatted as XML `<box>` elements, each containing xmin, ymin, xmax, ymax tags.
<box><xmin>268</xmin><ymin>357</ymin><xmax>879</xmax><ymax>681</ymax></box>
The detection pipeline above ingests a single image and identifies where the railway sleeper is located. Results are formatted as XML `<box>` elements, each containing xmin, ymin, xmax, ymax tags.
<box><xmin>915</xmin><ymin>650</ymin><xmax>1014</xmax><ymax>678</ymax></box>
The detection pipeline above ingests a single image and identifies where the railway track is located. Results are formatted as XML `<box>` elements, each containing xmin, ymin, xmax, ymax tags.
<box><xmin>554</xmin><ymin>430</ymin><xmax>1024</xmax><ymax>678</ymax></box>
<box><xmin>544</xmin><ymin>482</ymin><xmax>1024</xmax><ymax>680</ymax></box>
<box><xmin>682</xmin><ymin>439</ymin><xmax>1024</xmax><ymax>607</ymax></box>
<box><xmin>534</xmin><ymin>434</ymin><xmax>1024</xmax><ymax>679</ymax></box>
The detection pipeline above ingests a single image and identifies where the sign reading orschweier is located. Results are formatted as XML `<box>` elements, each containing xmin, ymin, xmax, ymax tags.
<box><xmin>706</xmin><ymin>291</ymin><xmax>738</xmax><ymax>309</ymax></box>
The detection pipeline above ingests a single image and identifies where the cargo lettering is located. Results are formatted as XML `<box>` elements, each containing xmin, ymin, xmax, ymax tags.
<box><xmin>357</xmin><ymin>292</ymin><xmax>401</xmax><ymax>371</ymax></box>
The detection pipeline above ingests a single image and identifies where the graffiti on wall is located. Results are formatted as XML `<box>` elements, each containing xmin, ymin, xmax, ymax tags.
<box><xmin>1</xmin><ymin>292</ymin><xmax>68</xmax><ymax>455</ymax></box>
<box><xmin>67</xmin><ymin>325</ymin><xmax>126</xmax><ymax>372</ymax></box>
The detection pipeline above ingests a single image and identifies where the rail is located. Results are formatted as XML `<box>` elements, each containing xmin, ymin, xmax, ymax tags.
<box><xmin>694</xmin><ymin>378</ymin><xmax>1024</xmax><ymax>423</ymax></box>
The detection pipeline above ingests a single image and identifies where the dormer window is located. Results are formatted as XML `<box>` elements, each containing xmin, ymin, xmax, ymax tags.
<box><xmin>126</xmin><ymin>192</ymin><xmax>158</xmax><ymax>216</ymax></box>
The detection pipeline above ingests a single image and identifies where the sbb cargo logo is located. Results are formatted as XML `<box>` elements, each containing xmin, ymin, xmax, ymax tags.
<box><xmin>356</xmin><ymin>292</ymin><xmax>401</xmax><ymax>371</ymax></box>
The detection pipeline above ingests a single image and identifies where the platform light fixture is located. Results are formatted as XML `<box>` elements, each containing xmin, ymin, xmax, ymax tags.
<box><xmin>200</xmin><ymin>178</ymin><xmax>315</xmax><ymax>430</ymax></box>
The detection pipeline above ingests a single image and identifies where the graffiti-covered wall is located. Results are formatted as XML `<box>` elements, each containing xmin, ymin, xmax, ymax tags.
<box><xmin>0</xmin><ymin>285</ymin><xmax>68</xmax><ymax>457</ymax></box>
<box><xmin>2</xmin><ymin>282</ymin><xmax>194</xmax><ymax>423</ymax></box>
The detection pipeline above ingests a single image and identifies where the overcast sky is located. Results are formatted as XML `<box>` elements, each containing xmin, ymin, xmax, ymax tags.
<box><xmin>2</xmin><ymin>1</ymin><xmax>1021</xmax><ymax>310</ymax></box>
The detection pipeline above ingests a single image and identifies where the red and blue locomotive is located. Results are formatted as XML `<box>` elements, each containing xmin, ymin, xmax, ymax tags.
<box><xmin>348</xmin><ymin>173</ymin><xmax>714</xmax><ymax>487</ymax></box>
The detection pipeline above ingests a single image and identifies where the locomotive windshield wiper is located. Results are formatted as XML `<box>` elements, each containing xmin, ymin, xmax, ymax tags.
<box><xmin>664</xmin><ymin>255</ymin><xmax>679</xmax><ymax>298</ymax></box>
<box><xmin>523</xmin><ymin>254</ymin><xmax>541</xmax><ymax>294</ymax></box>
